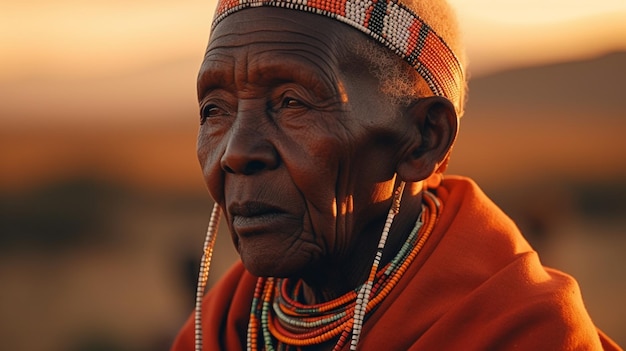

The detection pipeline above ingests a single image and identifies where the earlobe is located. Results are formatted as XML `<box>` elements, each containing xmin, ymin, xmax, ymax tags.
<box><xmin>396</xmin><ymin>96</ymin><xmax>458</xmax><ymax>182</ymax></box>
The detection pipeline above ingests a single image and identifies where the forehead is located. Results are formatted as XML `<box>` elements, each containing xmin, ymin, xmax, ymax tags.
<box><xmin>208</xmin><ymin>7</ymin><xmax>351</xmax><ymax>44</ymax></box>
<box><xmin>204</xmin><ymin>8</ymin><xmax>359</xmax><ymax>68</ymax></box>
<box><xmin>200</xmin><ymin>8</ymin><xmax>369</xmax><ymax>95</ymax></box>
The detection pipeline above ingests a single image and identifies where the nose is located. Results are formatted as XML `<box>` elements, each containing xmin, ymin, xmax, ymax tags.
<box><xmin>220</xmin><ymin>124</ymin><xmax>279</xmax><ymax>175</ymax></box>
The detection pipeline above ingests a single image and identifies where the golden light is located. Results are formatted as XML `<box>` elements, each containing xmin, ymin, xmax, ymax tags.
<box><xmin>0</xmin><ymin>0</ymin><xmax>214</xmax><ymax>80</ymax></box>
<box><xmin>450</xmin><ymin>0</ymin><xmax>626</xmax><ymax>24</ymax></box>
<box><xmin>448</xmin><ymin>0</ymin><xmax>626</xmax><ymax>75</ymax></box>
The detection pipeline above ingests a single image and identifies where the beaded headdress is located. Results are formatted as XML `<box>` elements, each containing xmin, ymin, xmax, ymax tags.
<box><xmin>211</xmin><ymin>0</ymin><xmax>465</xmax><ymax>114</ymax></box>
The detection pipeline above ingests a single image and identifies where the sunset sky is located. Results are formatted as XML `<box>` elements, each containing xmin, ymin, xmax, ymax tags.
<box><xmin>2</xmin><ymin>0</ymin><xmax>625</xmax><ymax>78</ymax></box>
<box><xmin>1</xmin><ymin>0</ymin><xmax>625</xmax><ymax>126</ymax></box>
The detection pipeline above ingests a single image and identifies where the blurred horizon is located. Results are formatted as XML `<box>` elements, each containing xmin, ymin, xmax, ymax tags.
<box><xmin>3</xmin><ymin>51</ymin><xmax>626</xmax><ymax>193</ymax></box>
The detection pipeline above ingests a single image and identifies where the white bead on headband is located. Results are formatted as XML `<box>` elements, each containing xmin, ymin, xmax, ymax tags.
<box><xmin>211</xmin><ymin>0</ymin><xmax>465</xmax><ymax>114</ymax></box>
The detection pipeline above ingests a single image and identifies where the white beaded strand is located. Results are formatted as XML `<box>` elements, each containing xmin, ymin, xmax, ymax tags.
<box><xmin>194</xmin><ymin>203</ymin><xmax>222</xmax><ymax>351</ymax></box>
<box><xmin>350</xmin><ymin>181</ymin><xmax>406</xmax><ymax>350</ymax></box>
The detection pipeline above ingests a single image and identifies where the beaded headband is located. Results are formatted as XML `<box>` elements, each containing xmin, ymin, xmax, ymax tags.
<box><xmin>212</xmin><ymin>0</ymin><xmax>465</xmax><ymax>113</ymax></box>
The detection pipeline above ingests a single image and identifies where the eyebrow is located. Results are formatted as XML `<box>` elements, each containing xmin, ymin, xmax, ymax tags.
<box><xmin>198</xmin><ymin>49</ymin><xmax>338</xmax><ymax>100</ymax></box>
<box><xmin>197</xmin><ymin>53</ymin><xmax>235</xmax><ymax>99</ymax></box>
<box><xmin>251</xmin><ymin>51</ymin><xmax>332</xmax><ymax>87</ymax></box>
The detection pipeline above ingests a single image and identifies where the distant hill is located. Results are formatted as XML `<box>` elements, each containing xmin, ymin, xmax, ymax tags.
<box><xmin>466</xmin><ymin>51</ymin><xmax>626</xmax><ymax>117</ymax></box>
<box><xmin>448</xmin><ymin>51</ymin><xmax>626</xmax><ymax>187</ymax></box>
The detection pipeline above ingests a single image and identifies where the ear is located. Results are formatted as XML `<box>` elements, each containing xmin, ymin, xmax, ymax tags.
<box><xmin>396</xmin><ymin>96</ymin><xmax>458</xmax><ymax>182</ymax></box>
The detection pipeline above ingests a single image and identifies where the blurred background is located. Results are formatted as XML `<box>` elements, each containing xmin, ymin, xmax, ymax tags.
<box><xmin>1</xmin><ymin>0</ymin><xmax>625</xmax><ymax>350</ymax></box>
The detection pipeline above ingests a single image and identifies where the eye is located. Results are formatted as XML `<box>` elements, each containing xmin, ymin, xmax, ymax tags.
<box><xmin>281</xmin><ymin>97</ymin><xmax>306</xmax><ymax>109</ymax></box>
<box><xmin>200</xmin><ymin>104</ymin><xmax>228</xmax><ymax>124</ymax></box>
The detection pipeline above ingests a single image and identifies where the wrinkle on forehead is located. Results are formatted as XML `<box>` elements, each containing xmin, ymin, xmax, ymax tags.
<box><xmin>203</xmin><ymin>37</ymin><xmax>338</xmax><ymax>86</ymax></box>
<box><xmin>200</xmin><ymin>9</ymin><xmax>356</xmax><ymax>99</ymax></box>
<box><xmin>249</xmin><ymin>48</ymin><xmax>336</xmax><ymax>92</ymax></box>
<box><xmin>209</xmin><ymin>10</ymin><xmax>340</xmax><ymax>46</ymax></box>
<box><xmin>198</xmin><ymin>46</ymin><xmax>340</xmax><ymax>101</ymax></box>
<box><xmin>206</xmin><ymin>9</ymin><xmax>349</xmax><ymax>65</ymax></box>
<box><xmin>208</xmin><ymin>30</ymin><xmax>336</xmax><ymax>55</ymax></box>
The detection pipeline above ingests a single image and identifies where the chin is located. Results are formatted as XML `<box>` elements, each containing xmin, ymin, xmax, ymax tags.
<box><xmin>240</xmin><ymin>252</ymin><xmax>311</xmax><ymax>278</ymax></box>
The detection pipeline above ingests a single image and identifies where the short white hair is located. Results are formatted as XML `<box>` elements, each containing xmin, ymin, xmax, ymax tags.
<box><xmin>344</xmin><ymin>0</ymin><xmax>467</xmax><ymax>115</ymax></box>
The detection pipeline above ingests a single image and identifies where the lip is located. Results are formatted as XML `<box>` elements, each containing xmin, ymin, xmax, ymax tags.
<box><xmin>228</xmin><ymin>201</ymin><xmax>292</xmax><ymax>235</ymax></box>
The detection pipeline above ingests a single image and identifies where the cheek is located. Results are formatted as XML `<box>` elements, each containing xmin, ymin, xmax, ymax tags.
<box><xmin>348</xmin><ymin>155</ymin><xmax>397</xmax><ymax>225</ymax></box>
<box><xmin>283</xmin><ymin>137</ymin><xmax>344</xmax><ymax>206</ymax></box>
<box><xmin>368</xmin><ymin>179</ymin><xmax>396</xmax><ymax>204</ymax></box>
<box><xmin>197</xmin><ymin>128</ymin><xmax>226</xmax><ymax>202</ymax></box>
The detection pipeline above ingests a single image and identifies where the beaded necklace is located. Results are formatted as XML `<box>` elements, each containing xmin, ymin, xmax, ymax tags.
<box><xmin>246</xmin><ymin>187</ymin><xmax>441</xmax><ymax>351</ymax></box>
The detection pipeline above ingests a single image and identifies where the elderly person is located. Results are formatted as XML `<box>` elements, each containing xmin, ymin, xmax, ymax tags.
<box><xmin>171</xmin><ymin>0</ymin><xmax>621</xmax><ymax>350</ymax></box>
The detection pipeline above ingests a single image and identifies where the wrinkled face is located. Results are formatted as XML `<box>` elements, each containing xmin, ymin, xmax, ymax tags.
<box><xmin>197</xmin><ymin>9</ymin><xmax>413</xmax><ymax>277</ymax></box>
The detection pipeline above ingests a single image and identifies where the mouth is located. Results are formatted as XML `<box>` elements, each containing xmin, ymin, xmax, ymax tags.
<box><xmin>228</xmin><ymin>201</ymin><xmax>291</xmax><ymax>235</ymax></box>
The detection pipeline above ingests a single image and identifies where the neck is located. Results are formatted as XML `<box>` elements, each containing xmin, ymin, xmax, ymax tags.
<box><xmin>298</xmin><ymin>185</ymin><xmax>424</xmax><ymax>304</ymax></box>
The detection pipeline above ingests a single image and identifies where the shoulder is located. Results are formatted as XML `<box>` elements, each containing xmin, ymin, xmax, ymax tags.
<box><xmin>402</xmin><ymin>176</ymin><xmax>615</xmax><ymax>350</ymax></box>
<box><xmin>407</xmin><ymin>252</ymin><xmax>612</xmax><ymax>350</ymax></box>
<box><xmin>473</xmin><ymin>256</ymin><xmax>613</xmax><ymax>350</ymax></box>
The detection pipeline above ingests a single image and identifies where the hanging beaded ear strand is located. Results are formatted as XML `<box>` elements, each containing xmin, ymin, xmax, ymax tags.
<box><xmin>350</xmin><ymin>181</ymin><xmax>405</xmax><ymax>350</ymax></box>
<box><xmin>195</xmin><ymin>202</ymin><xmax>221</xmax><ymax>351</ymax></box>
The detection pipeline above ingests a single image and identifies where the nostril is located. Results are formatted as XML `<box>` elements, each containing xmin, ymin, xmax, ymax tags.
<box><xmin>243</xmin><ymin>160</ymin><xmax>267</xmax><ymax>175</ymax></box>
<box><xmin>219</xmin><ymin>136</ymin><xmax>279</xmax><ymax>175</ymax></box>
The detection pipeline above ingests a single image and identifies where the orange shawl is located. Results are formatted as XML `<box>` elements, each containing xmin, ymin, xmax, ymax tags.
<box><xmin>171</xmin><ymin>176</ymin><xmax>622</xmax><ymax>350</ymax></box>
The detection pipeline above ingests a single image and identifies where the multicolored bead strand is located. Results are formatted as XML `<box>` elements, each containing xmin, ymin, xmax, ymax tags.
<box><xmin>350</xmin><ymin>181</ymin><xmax>405</xmax><ymax>350</ymax></box>
<box><xmin>194</xmin><ymin>203</ymin><xmax>221</xmax><ymax>351</ymax></box>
